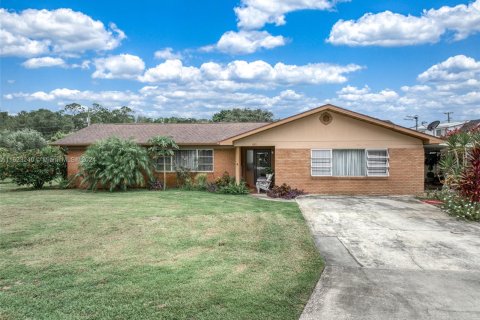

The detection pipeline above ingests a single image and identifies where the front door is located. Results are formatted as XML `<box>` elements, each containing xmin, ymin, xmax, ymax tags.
<box><xmin>253</xmin><ymin>149</ymin><xmax>272</xmax><ymax>183</ymax></box>
<box><xmin>244</xmin><ymin>149</ymin><xmax>272</xmax><ymax>186</ymax></box>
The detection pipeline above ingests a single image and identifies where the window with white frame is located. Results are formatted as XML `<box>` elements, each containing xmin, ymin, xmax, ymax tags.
<box><xmin>156</xmin><ymin>156</ymin><xmax>173</xmax><ymax>172</ymax></box>
<box><xmin>156</xmin><ymin>149</ymin><xmax>214</xmax><ymax>172</ymax></box>
<box><xmin>366</xmin><ymin>149</ymin><xmax>389</xmax><ymax>176</ymax></box>
<box><xmin>197</xmin><ymin>150</ymin><xmax>214</xmax><ymax>171</ymax></box>
<box><xmin>311</xmin><ymin>149</ymin><xmax>332</xmax><ymax>176</ymax></box>
<box><xmin>311</xmin><ymin>149</ymin><xmax>389</xmax><ymax>177</ymax></box>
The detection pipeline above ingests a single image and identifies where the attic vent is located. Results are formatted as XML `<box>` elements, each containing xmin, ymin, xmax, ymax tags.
<box><xmin>319</xmin><ymin>112</ymin><xmax>333</xmax><ymax>125</ymax></box>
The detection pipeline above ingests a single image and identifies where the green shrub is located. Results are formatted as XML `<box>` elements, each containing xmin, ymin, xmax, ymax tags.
<box><xmin>205</xmin><ymin>172</ymin><xmax>248</xmax><ymax>194</ymax></box>
<box><xmin>0</xmin><ymin>129</ymin><xmax>47</xmax><ymax>152</ymax></box>
<box><xmin>432</xmin><ymin>189</ymin><xmax>480</xmax><ymax>221</ymax></box>
<box><xmin>440</xmin><ymin>130</ymin><xmax>479</xmax><ymax>189</ymax></box>
<box><xmin>0</xmin><ymin>148</ymin><xmax>9</xmax><ymax>180</ymax></box>
<box><xmin>76</xmin><ymin>137</ymin><xmax>153</xmax><ymax>191</ymax></box>
<box><xmin>175</xmin><ymin>166</ymin><xmax>194</xmax><ymax>189</ymax></box>
<box><xmin>58</xmin><ymin>177</ymin><xmax>70</xmax><ymax>189</ymax></box>
<box><xmin>50</xmin><ymin>131</ymin><xmax>69</xmax><ymax>142</ymax></box>
<box><xmin>218</xmin><ymin>181</ymin><xmax>250</xmax><ymax>195</ymax></box>
<box><xmin>7</xmin><ymin>146</ymin><xmax>66</xmax><ymax>189</ymax></box>
<box><xmin>194</xmin><ymin>173</ymin><xmax>208</xmax><ymax>190</ymax></box>
<box><xmin>148</xmin><ymin>179</ymin><xmax>164</xmax><ymax>191</ymax></box>
<box><xmin>214</xmin><ymin>171</ymin><xmax>235</xmax><ymax>187</ymax></box>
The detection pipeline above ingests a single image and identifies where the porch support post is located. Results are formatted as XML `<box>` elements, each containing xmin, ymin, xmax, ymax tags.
<box><xmin>235</xmin><ymin>146</ymin><xmax>241</xmax><ymax>184</ymax></box>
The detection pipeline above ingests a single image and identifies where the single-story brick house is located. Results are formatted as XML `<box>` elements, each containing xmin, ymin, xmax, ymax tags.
<box><xmin>54</xmin><ymin>104</ymin><xmax>443</xmax><ymax>194</ymax></box>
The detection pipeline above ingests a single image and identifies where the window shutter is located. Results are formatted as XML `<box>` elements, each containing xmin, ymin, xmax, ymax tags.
<box><xmin>311</xmin><ymin>149</ymin><xmax>332</xmax><ymax>176</ymax></box>
<box><xmin>366</xmin><ymin>149</ymin><xmax>389</xmax><ymax>176</ymax></box>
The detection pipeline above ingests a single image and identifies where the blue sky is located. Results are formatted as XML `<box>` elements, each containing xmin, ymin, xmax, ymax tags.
<box><xmin>1</xmin><ymin>0</ymin><xmax>479</xmax><ymax>126</ymax></box>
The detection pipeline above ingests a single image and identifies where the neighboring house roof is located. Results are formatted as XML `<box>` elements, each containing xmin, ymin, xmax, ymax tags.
<box><xmin>52</xmin><ymin>122</ymin><xmax>268</xmax><ymax>146</ymax></box>
<box><xmin>418</xmin><ymin>121</ymin><xmax>465</xmax><ymax>132</ymax></box>
<box><xmin>219</xmin><ymin>104</ymin><xmax>444</xmax><ymax>145</ymax></box>
<box><xmin>461</xmin><ymin>119</ymin><xmax>480</xmax><ymax>132</ymax></box>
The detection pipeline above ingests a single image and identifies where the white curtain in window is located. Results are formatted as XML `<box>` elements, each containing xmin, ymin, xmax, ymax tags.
<box><xmin>174</xmin><ymin>150</ymin><xmax>197</xmax><ymax>170</ymax></box>
<box><xmin>332</xmin><ymin>149</ymin><xmax>366</xmax><ymax>176</ymax></box>
<box><xmin>198</xmin><ymin>150</ymin><xmax>213</xmax><ymax>171</ymax></box>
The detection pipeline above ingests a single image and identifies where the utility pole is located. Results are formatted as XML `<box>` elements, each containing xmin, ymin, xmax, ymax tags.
<box><xmin>443</xmin><ymin>112</ymin><xmax>453</xmax><ymax>123</ymax></box>
<box><xmin>86</xmin><ymin>105</ymin><xmax>91</xmax><ymax>127</ymax></box>
<box><xmin>405</xmin><ymin>115</ymin><xmax>419</xmax><ymax>131</ymax></box>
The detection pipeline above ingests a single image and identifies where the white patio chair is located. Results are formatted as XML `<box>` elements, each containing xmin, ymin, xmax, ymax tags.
<box><xmin>256</xmin><ymin>173</ymin><xmax>274</xmax><ymax>193</ymax></box>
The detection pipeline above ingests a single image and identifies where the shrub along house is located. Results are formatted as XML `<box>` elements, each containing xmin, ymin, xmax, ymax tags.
<box><xmin>54</xmin><ymin>104</ymin><xmax>443</xmax><ymax>195</ymax></box>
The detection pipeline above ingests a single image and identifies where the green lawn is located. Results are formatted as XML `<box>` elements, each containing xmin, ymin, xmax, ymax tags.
<box><xmin>0</xmin><ymin>182</ymin><xmax>323</xmax><ymax>320</ymax></box>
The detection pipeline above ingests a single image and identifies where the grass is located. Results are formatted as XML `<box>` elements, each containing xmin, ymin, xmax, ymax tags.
<box><xmin>0</xmin><ymin>181</ymin><xmax>323</xmax><ymax>320</ymax></box>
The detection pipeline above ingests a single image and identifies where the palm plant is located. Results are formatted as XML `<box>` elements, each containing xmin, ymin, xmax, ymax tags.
<box><xmin>472</xmin><ymin>131</ymin><xmax>480</xmax><ymax>148</ymax></box>
<box><xmin>77</xmin><ymin>137</ymin><xmax>153</xmax><ymax>191</ymax></box>
<box><xmin>439</xmin><ymin>153</ymin><xmax>463</xmax><ymax>188</ymax></box>
<box><xmin>440</xmin><ymin>131</ymin><xmax>477</xmax><ymax>189</ymax></box>
<box><xmin>148</xmin><ymin>136</ymin><xmax>179</xmax><ymax>190</ymax></box>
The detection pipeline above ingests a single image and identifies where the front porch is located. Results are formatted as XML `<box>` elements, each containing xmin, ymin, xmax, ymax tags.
<box><xmin>234</xmin><ymin>146</ymin><xmax>275</xmax><ymax>188</ymax></box>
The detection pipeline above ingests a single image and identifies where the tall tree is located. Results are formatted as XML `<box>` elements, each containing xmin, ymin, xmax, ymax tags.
<box><xmin>153</xmin><ymin>117</ymin><xmax>208</xmax><ymax>123</ymax></box>
<box><xmin>64</xmin><ymin>103</ymin><xmax>89</xmax><ymax>129</ymax></box>
<box><xmin>148</xmin><ymin>136</ymin><xmax>179</xmax><ymax>190</ymax></box>
<box><xmin>64</xmin><ymin>103</ymin><xmax>135</xmax><ymax>129</ymax></box>
<box><xmin>212</xmin><ymin>108</ymin><xmax>274</xmax><ymax>122</ymax></box>
<box><xmin>0</xmin><ymin>112</ymin><xmax>15</xmax><ymax>130</ymax></box>
<box><xmin>1</xmin><ymin>109</ymin><xmax>74</xmax><ymax>139</ymax></box>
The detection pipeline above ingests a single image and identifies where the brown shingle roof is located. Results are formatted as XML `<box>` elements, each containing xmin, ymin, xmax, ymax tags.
<box><xmin>52</xmin><ymin>122</ymin><xmax>269</xmax><ymax>146</ymax></box>
<box><xmin>461</xmin><ymin>119</ymin><xmax>480</xmax><ymax>132</ymax></box>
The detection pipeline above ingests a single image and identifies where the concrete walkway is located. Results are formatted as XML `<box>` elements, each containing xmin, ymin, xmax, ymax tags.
<box><xmin>297</xmin><ymin>196</ymin><xmax>480</xmax><ymax>320</ymax></box>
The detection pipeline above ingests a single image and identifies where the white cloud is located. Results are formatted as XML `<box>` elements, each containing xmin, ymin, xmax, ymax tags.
<box><xmin>210</xmin><ymin>30</ymin><xmax>286</xmax><ymax>54</ymax></box>
<box><xmin>337</xmin><ymin>85</ymin><xmax>398</xmax><ymax>103</ymax></box>
<box><xmin>4</xmin><ymin>86</ymin><xmax>320</xmax><ymax>119</ymax></box>
<box><xmin>7</xmin><ymin>88</ymin><xmax>141</xmax><ymax>106</ymax></box>
<box><xmin>154</xmin><ymin>47</ymin><xmax>182</xmax><ymax>60</ymax></box>
<box><xmin>208</xmin><ymin>0</ymin><xmax>341</xmax><ymax>53</ymax></box>
<box><xmin>71</xmin><ymin>60</ymin><xmax>91</xmax><ymax>70</ymax></box>
<box><xmin>328</xmin><ymin>0</ymin><xmax>480</xmax><ymax>46</ymax></box>
<box><xmin>417</xmin><ymin>55</ymin><xmax>480</xmax><ymax>82</ymax></box>
<box><xmin>330</xmin><ymin>55</ymin><xmax>480</xmax><ymax>122</ymax></box>
<box><xmin>139</xmin><ymin>59</ymin><xmax>201</xmax><ymax>83</ymax></box>
<box><xmin>235</xmin><ymin>0</ymin><xmax>340</xmax><ymax>29</ymax></box>
<box><xmin>0</xmin><ymin>29</ymin><xmax>48</xmax><ymax>57</ymax></box>
<box><xmin>4</xmin><ymin>57</ymin><xmax>361</xmax><ymax>118</ymax></box>
<box><xmin>0</xmin><ymin>8</ymin><xmax>125</xmax><ymax>57</ymax></box>
<box><xmin>22</xmin><ymin>56</ymin><xmax>66</xmax><ymax>69</ymax></box>
<box><xmin>7</xmin><ymin>55</ymin><xmax>479</xmax><ymax>121</ymax></box>
<box><xmin>92</xmin><ymin>54</ymin><xmax>145</xmax><ymax>79</ymax></box>
<box><xmin>139</xmin><ymin>59</ymin><xmax>362</xmax><ymax>86</ymax></box>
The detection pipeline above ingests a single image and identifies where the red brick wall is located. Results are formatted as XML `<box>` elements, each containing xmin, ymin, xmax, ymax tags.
<box><xmin>66</xmin><ymin>148</ymin><xmax>85</xmax><ymax>178</ymax></box>
<box><xmin>274</xmin><ymin>148</ymin><xmax>424</xmax><ymax>195</ymax></box>
<box><xmin>151</xmin><ymin>148</ymin><xmax>235</xmax><ymax>188</ymax></box>
<box><xmin>66</xmin><ymin>147</ymin><xmax>236</xmax><ymax>188</ymax></box>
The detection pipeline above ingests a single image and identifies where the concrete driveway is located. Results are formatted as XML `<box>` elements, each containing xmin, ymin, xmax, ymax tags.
<box><xmin>297</xmin><ymin>196</ymin><xmax>480</xmax><ymax>320</ymax></box>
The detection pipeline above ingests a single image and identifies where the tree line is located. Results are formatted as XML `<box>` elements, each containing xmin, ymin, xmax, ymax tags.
<box><xmin>0</xmin><ymin>104</ymin><xmax>274</xmax><ymax>140</ymax></box>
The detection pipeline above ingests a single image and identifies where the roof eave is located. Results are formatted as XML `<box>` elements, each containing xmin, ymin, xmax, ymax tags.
<box><xmin>52</xmin><ymin>142</ymin><xmax>225</xmax><ymax>147</ymax></box>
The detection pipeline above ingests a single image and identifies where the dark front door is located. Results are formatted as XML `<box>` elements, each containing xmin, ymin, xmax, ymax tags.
<box><xmin>245</xmin><ymin>149</ymin><xmax>273</xmax><ymax>186</ymax></box>
<box><xmin>253</xmin><ymin>149</ymin><xmax>272</xmax><ymax>183</ymax></box>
